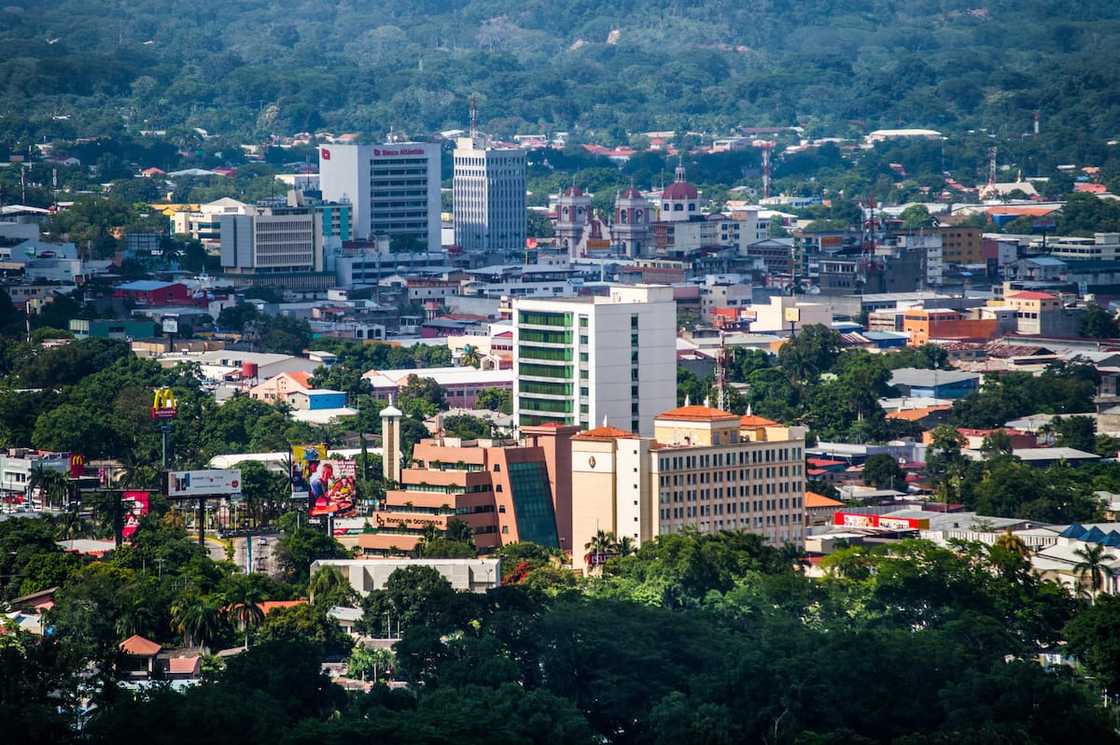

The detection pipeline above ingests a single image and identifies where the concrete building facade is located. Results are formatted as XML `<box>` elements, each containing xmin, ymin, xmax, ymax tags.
<box><xmin>318</xmin><ymin>143</ymin><xmax>442</xmax><ymax>252</ymax></box>
<box><xmin>219</xmin><ymin>205</ymin><xmax>324</xmax><ymax>275</ymax></box>
<box><xmin>513</xmin><ymin>285</ymin><xmax>677</xmax><ymax>436</ymax></box>
<box><xmin>453</xmin><ymin>135</ymin><xmax>527</xmax><ymax>253</ymax></box>
<box><xmin>569</xmin><ymin>406</ymin><xmax>807</xmax><ymax>569</ymax></box>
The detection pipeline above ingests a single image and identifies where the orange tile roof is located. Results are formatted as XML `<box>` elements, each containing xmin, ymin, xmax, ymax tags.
<box><xmin>573</xmin><ymin>425</ymin><xmax>638</xmax><ymax>441</ymax></box>
<box><xmin>805</xmin><ymin>491</ymin><xmax>844</xmax><ymax>509</ymax></box>
<box><xmin>740</xmin><ymin>415</ymin><xmax>779</xmax><ymax>428</ymax></box>
<box><xmin>656</xmin><ymin>405</ymin><xmax>739</xmax><ymax>422</ymax></box>
<box><xmin>1009</xmin><ymin>291</ymin><xmax>1057</xmax><ymax>300</ymax></box>
<box><xmin>286</xmin><ymin>371</ymin><xmax>313</xmax><ymax>387</ymax></box>
<box><xmin>259</xmin><ymin>600</ymin><xmax>306</xmax><ymax>616</ymax></box>
<box><xmin>167</xmin><ymin>656</ymin><xmax>201</xmax><ymax>675</ymax></box>
<box><xmin>357</xmin><ymin>533</ymin><xmax>422</xmax><ymax>551</ymax></box>
<box><xmin>885</xmin><ymin>404</ymin><xmax>952</xmax><ymax>422</ymax></box>
<box><xmin>119</xmin><ymin>634</ymin><xmax>161</xmax><ymax>656</ymax></box>
<box><xmin>985</xmin><ymin>206</ymin><xmax>1058</xmax><ymax>217</ymax></box>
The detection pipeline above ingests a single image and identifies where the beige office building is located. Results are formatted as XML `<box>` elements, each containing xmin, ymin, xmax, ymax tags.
<box><xmin>571</xmin><ymin>405</ymin><xmax>806</xmax><ymax>568</ymax></box>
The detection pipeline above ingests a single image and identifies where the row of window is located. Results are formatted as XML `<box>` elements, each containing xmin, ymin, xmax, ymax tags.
<box><xmin>661</xmin><ymin>509</ymin><xmax>802</xmax><ymax>527</ymax></box>
<box><xmin>660</xmin><ymin>465</ymin><xmax>803</xmax><ymax>487</ymax></box>
<box><xmin>658</xmin><ymin>447</ymin><xmax>802</xmax><ymax>471</ymax></box>
<box><xmin>661</xmin><ymin>481</ymin><xmax>803</xmax><ymax>501</ymax></box>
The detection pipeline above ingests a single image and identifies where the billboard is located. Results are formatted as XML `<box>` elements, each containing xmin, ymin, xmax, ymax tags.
<box><xmin>833</xmin><ymin>511</ymin><xmax>930</xmax><ymax>530</ymax></box>
<box><xmin>168</xmin><ymin>469</ymin><xmax>242</xmax><ymax>497</ymax></box>
<box><xmin>122</xmin><ymin>490</ymin><xmax>150</xmax><ymax>540</ymax></box>
<box><xmin>291</xmin><ymin>444</ymin><xmax>357</xmax><ymax>517</ymax></box>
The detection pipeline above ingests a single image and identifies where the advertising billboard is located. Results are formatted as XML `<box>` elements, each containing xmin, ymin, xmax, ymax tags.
<box><xmin>291</xmin><ymin>444</ymin><xmax>357</xmax><ymax>516</ymax></box>
<box><xmin>833</xmin><ymin>511</ymin><xmax>930</xmax><ymax>530</ymax></box>
<box><xmin>122</xmin><ymin>490</ymin><xmax>150</xmax><ymax>540</ymax></box>
<box><xmin>168</xmin><ymin>469</ymin><xmax>242</xmax><ymax>497</ymax></box>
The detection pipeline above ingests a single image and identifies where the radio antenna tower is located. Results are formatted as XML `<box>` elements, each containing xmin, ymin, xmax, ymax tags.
<box><xmin>715</xmin><ymin>331</ymin><xmax>729</xmax><ymax>412</ymax></box>
<box><xmin>468</xmin><ymin>95</ymin><xmax>478</xmax><ymax>139</ymax></box>
<box><xmin>987</xmin><ymin>146</ymin><xmax>997</xmax><ymax>187</ymax></box>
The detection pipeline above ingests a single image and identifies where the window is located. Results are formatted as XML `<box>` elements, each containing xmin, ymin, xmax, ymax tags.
<box><xmin>493</xmin><ymin>464</ymin><xmax>501</xmax><ymax>472</ymax></box>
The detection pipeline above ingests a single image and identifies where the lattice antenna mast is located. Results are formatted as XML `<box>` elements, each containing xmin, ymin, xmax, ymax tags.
<box><xmin>715</xmin><ymin>331</ymin><xmax>729</xmax><ymax>412</ymax></box>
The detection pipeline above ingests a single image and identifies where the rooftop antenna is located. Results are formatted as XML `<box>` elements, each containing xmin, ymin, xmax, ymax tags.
<box><xmin>468</xmin><ymin>95</ymin><xmax>478</xmax><ymax>140</ymax></box>
<box><xmin>715</xmin><ymin>331</ymin><xmax>729</xmax><ymax>412</ymax></box>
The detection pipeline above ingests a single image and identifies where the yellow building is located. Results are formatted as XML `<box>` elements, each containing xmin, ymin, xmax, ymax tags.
<box><xmin>570</xmin><ymin>405</ymin><xmax>807</xmax><ymax>570</ymax></box>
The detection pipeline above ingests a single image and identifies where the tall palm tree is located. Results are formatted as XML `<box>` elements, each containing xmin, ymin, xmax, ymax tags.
<box><xmin>616</xmin><ymin>535</ymin><xmax>636</xmax><ymax>558</ymax></box>
<box><xmin>584</xmin><ymin>530</ymin><xmax>617</xmax><ymax>567</ymax></box>
<box><xmin>171</xmin><ymin>593</ymin><xmax>226</xmax><ymax>650</ymax></box>
<box><xmin>1074</xmin><ymin>543</ymin><xmax>1115</xmax><ymax>597</ymax></box>
<box><xmin>221</xmin><ymin>576</ymin><xmax>267</xmax><ymax>648</ymax></box>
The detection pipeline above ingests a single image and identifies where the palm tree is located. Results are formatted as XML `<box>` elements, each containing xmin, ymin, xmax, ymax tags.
<box><xmin>584</xmin><ymin>529</ymin><xmax>617</xmax><ymax>567</ymax></box>
<box><xmin>461</xmin><ymin>345</ymin><xmax>482</xmax><ymax>369</ymax></box>
<box><xmin>616</xmin><ymin>536</ymin><xmax>636</xmax><ymax>558</ymax></box>
<box><xmin>114</xmin><ymin>592</ymin><xmax>157</xmax><ymax>639</ymax></box>
<box><xmin>309</xmin><ymin>565</ymin><xmax>351</xmax><ymax>607</ymax></box>
<box><xmin>993</xmin><ymin>529</ymin><xmax>1030</xmax><ymax>559</ymax></box>
<box><xmin>221</xmin><ymin>576</ymin><xmax>267</xmax><ymax>648</ymax></box>
<box><xmin>1074</xmin><ymin>543</ymin><xmax>1116</xmax><ymax>598</ymax></box>
<box><xmin>171</xmin><ymin>593</ymin><xmax>226</xmax><ymax>650</ymax></box>
<box><xmin>28</xmin><ymin>466</ymin><xmax>69</xmax><ymax>511</ymax></box>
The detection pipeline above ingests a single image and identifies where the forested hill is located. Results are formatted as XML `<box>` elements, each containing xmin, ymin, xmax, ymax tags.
<box><xmin>3</xmin><ymin>0</ymin><xmax>1120</xmax><ymax>144</ymax></box>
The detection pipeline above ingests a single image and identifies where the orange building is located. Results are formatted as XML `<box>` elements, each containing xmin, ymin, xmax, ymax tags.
<box><xmin>365</xmin><ymin>425</ymin><xmax>578</xmax><ymax>556</ymax></box>
<box><xmin>902</xmin><ymin>309</ymin><xmax>1000</xmax><ymax>347</ymax></box>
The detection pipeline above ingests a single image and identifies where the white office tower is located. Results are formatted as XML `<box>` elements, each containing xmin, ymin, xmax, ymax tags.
<box><xmin>453</xmin><ymin>133</ymin><xmax>527</xmax><ymax>254</ymax></box>
<box><xmin>318</xmin><ymin>143</ymin><xmax>441</xmax><ymax>252</ymax></box>
<box><xmin>513</xmin><ymin>285</ymin><xmax>677</xmax><ymax>436</ymax></box>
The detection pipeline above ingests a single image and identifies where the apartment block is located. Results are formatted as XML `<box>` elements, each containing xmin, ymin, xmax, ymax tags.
<box><xmin>513</xmin><ymin>285</ymin><xmax>676</xmax><ymax>436</ymax></box>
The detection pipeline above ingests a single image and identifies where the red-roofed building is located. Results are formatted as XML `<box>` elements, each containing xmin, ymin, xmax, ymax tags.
<box><xmin>804</xmin><ymin>491</ymin><xmax>844</xmax><ymax>526</ymax></box>
<box><xmin>119</xmin><ymin>635</ymin><xmax>161</xmax><ymax>678</ymax></box>
<box><xmin>1075</xmin><ymin>183</ymin><xmax>1107</xmax><ymax>194</ymax></box>
<box><xmin>250</xmin><ymin>371</ymin><xmax>314</xmax><ymax>403</ymax></box>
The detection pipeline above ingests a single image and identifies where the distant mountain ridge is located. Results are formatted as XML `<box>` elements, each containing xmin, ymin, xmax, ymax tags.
<box><xmin>2</xmin><ymin>0</ymin><xmax>1119</xmax><ymax>143</ymax></box>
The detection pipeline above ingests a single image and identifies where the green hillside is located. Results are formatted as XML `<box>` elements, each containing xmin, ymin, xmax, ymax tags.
<box><xmin>3</xmin><ymin>0</ymin><xmax>1120</xmax><ymax>146</ymax></box>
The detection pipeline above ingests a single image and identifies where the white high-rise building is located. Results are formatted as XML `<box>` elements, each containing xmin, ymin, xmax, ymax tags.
<box><xmin>318</xmin><ymin>143</ymin><xmax>441</xmax><ymax>252</ymax></box>
<box><xmin>512</xmin><ymin>285</ymin><xmax>676</xmax><ymax>436</ymax></box>
<box><xmin>453</xmin><ymin>134</ymin><xmax>527</xmax><ymax>253</ymax></box>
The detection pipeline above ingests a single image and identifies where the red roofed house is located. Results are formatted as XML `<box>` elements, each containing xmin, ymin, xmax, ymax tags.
<box><xmin>119</xmin><ymin>634</ymin><xmax>162</xmax><ymax>678</ymax></box>
<box><xmin>250</xmin><ymin>371</ymin><xmax>314</xmax><ymax>403</ymax></box>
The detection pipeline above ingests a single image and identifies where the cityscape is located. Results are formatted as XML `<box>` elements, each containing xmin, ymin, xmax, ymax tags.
<box><xmin>5</xmin><ymin>1</ymin><xmax>1120</xmax><ymax>743</ymax></box>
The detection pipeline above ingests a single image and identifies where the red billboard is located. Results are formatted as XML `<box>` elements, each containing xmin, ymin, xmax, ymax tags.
<box><xmin>122</xmin><ymin>491</ymin><xmax>151</xmax><ymax>540</ymax></box>
<box><xmin>833</xmin><ymin>511</ymin><xmax>930</xmax><ymax>530</ymax></box>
